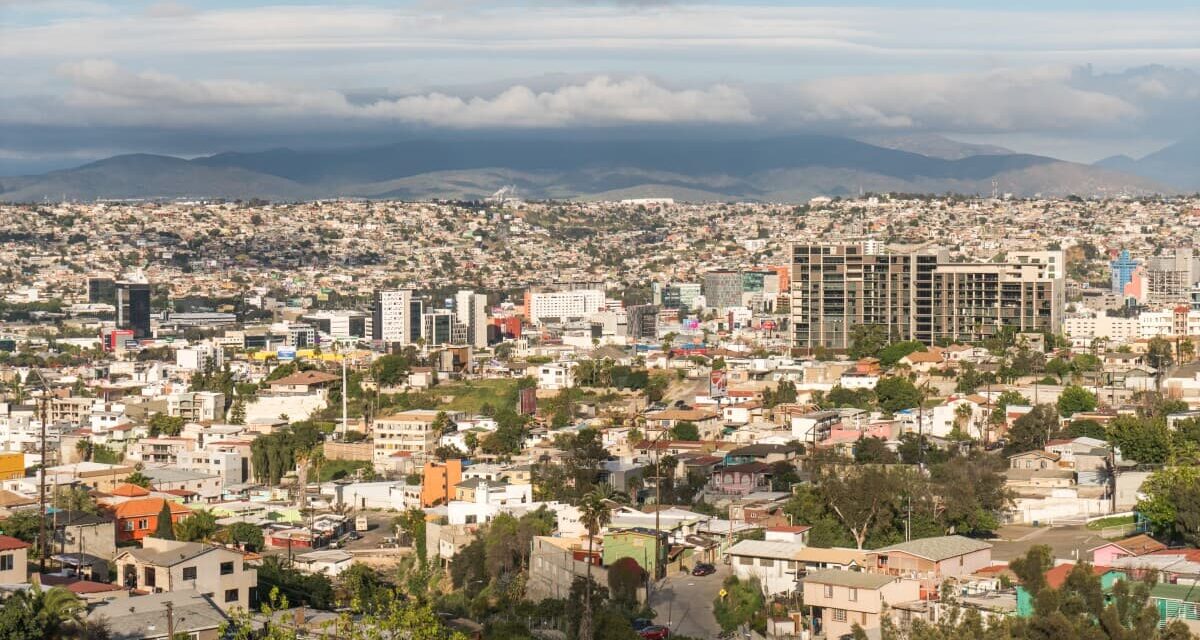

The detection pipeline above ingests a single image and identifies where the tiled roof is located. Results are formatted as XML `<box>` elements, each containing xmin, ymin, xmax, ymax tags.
<box><xmin>873</xmin><ymin>535</ymin><xmax>992</xmax><ymax>562</ymax></box>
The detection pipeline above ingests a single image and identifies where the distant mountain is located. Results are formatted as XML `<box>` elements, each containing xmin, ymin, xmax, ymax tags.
<box><xmin>0</xmin><ymin>135</ymin><xmax>1170</xmax><ymax>202</ymax></box>
<box><xmin>1096</xmin><ymin>137</ymin><xmax>1200</xmax><ymax>191</ymax></box>
<box><xmin>854</xmin><ymin>133</ymin><xmax>1013</xmax><ymax>160</ymax></box>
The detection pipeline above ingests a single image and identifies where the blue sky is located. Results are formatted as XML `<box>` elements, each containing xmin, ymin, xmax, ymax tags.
<box><xmin>1</xmin><ymin>0</ymin><xmax>1198</xmax><ymax>171</ymax></box>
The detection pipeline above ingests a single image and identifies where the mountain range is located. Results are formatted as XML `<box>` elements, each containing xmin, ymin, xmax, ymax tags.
<box><xmin>1096</xmin><ymin>136</ymin><xmax>1200</xmax><ymax>192</ymax></box>
<box><xmin>0</xmin><ymin>134</ymin><xmax>1175</xmax><ymax>203</ymax></box>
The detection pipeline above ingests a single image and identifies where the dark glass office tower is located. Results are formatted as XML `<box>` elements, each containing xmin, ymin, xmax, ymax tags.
<box><xmin>116</xmin><ymin>281</ymin><xmax>152</xmax><ymax>339</ymax></box>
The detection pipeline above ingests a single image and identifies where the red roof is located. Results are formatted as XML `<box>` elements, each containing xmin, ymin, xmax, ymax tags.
<box><xmin>1041</xmin><ymin>563</ymin><xmax>1111</xmax><ymax>589</ymax></box>
<box><xmin>111</xmin><ymin>497</ymin><xmax>191</xmax><ymax>520</ymax></box>
<box><xmin>111</xmin><ymin>483</ymin><xmax>150</xmax><ymax>498</ymax></box>
<box><xmin>0</xmin><ymin>535</ymin><xmax>29</xmax><ymax>552</ymax></box>
<box><xmin>767</xmin><ymin>525</ymin><xmax>813</xmax><ymax>533</ymax></box>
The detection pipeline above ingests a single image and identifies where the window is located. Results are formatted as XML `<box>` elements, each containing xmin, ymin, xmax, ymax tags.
<box><xmin>833</xmin><ymin>609</ymin><xmax>847</xmax><ymax>622</ymax></box>
<box><xmin>123</xmin><ymin>521</ymin><xmax>135</xmax><ymax>532</ymax></box>
<box><xmin>220</xmin><ymin>561</ymin><xmax>234</xmax><ymax>575</ymax></box>
<box><xmin>225</xmin><ymin>588</ymin><xmax>239</xmax><ymax>603</ymax></box>
<box><xmin>823</xmin><ymin>585</ymin><xmax>833</xmax><ymax>598</ymax></box>
<box><xmin>182</xmin><ymin>566</ymin><xmax>197</xmax><ymax>581</ymax></box>
<box><xmin>738</xmin><ymin>556</ymin><xmax>753</xmax><ymax>566</ymax></box>
<box><xmin>0</xmin><ymin>555</ymin><xmax>12</xmax><ymax>571</ymax></box>
<box><xmin>759</xmin><ymin>558</ymin><xmax>774</xmax><ymax>568</ymax></box>
<box><xmin>849</xmin><ymin>588</ymin><xmax>857</xmax><ymax>602</ymax></box>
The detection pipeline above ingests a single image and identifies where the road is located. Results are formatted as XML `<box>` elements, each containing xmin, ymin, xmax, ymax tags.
<box><xmin>989</xmin><ymin>524</ymin><xmax>1108</xmax><ymax>563</ymax></box>
<box><xmin>648</xmin><ymin>563</ymin><xmax>730</xmax><ymax>639</ymax></box>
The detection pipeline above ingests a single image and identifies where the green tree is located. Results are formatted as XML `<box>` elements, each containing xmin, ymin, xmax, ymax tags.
<box><xmin>1136</xmin><ymin>466</ymin><xmax>1200</xmax><ymax>543</ymax></box>
<box><xmin>225</xmin><ymin>522</ymin><xmax>264</xmax><ymax>551</ymax></box>
<box><xmin>1108</xmin><ymin>416</ymin><xmax>1171</xmax><ymax>464</ymax></box>
<box><xmin>154</xmin><ymin>502</ymin><xmax>176</xmax><ymax>540</ymax></box>
<box><xmin>876</xmin><ymin>376</ymin><xmax>922</xmax><ymax>413</ymax></box>
<box><xmin>878</xmin><ymin>340</ymin><xmax>927</xmax><ymax>367</ymax></box>
<box><xmin>174</xmin><ymin>510</ymin><xmax>217</xmax><ymax>542</ymax></box>
<box><xmin>1064</xmin><ymin>419</ymin><xmax>1107</xmax><ymax>440</ymax></box>
<box><xmin>848</xmin><ymin>324</ymin><xmax>888</xmax><ymax>359</ymax></box>
<box><xmin>147</xmin><ymin>413</ymin><xmax>186</xmax><ymax>437</ymax></box>
<box><xmin>1004</xmin><ymin>404</ymin><xmax>1058</xmax><ymax>454</ymax></box>
<box><xmin>0</xmin><ymin>585</ymin><xmax>85</xmax><ymax>640</ymax></box>
<box><xmin>125</xmin><ymin>470</ymin><xmax>152</xmax><ymax>488</ymax></box>
<box><xmin>929</xmin><ymin>454</ymin><xmax>1010</xmax><ymax>536</ymax></box>
<box><xmin>0</xmin><ymin>511</ymin><xmax>40</xmax><ymax>544</ymax></box>
<box><xmin>1045</xmin><ymin>357</ymin><xmax>1072</xmax><ymax>384</ymax></box>
<box><xmin>340</xmin><ymin>563</ymin><xmax>386</xmax><ymax>613</ymax></box>
<box><xmin>713</xmin><ymin>576</ymin><xmax>766</xmax><ymax>634</ymax></box>
<box><xmin>1057</xmin><ymin>384</ymin><xmax>1098</xmax><ymax>417</ymax></box>
<box><xmin>669</xmin><ymin>421</ymin><xmax>700</xmax><ymax>441</ymax></box>
<box><xmin>853</xmin><ymin>436</ymin><xmax>897</xmax><ymax>464</ymax></box>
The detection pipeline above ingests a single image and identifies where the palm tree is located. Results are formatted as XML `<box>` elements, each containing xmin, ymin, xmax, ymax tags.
<box><xmin>75</xmin><ymin>439</ymin><xmax>93</xmax><ymax>463</ymax></box>
<box><xmin>577</xmin><ymin>488</ymin><xmax>612</xmax><ymax>640</ymax></box>
<box><xmin>8</xmin><ymin>585</ymin><xmax>86</xmax><ymax>638</ymax></box>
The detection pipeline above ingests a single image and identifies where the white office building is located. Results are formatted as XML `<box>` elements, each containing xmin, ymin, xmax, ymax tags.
<box><xmin>526</xmin><ymin>289</ymin><xmax>605</xmax><ymax>325</ymax></box>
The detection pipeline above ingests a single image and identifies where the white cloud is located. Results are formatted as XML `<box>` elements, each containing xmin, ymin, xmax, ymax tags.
<box><xmin>53</xmin><ymin>61</ymin><xmax>755</xmax><ymax>128</ymax></box>
<box><xmin>768</xmin><ymin>67</ymin><xmax>1142</xmax><ymax>133</ymax></box>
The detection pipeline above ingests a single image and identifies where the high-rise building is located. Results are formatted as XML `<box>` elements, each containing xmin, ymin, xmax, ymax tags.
<box><xmin>626</xmin><ymin>304</ymin><xmax>659</xmax><ymax>340</ymax></box>
<box><xmin>1146</xmin><ymin>249</ymin><xmax>1199</xmax><ymax>305</ymax></box>
<box><xmin>409</xmin><ymin>298</ymin><xmax>425</xmax><ymax>344</ymax></box>
<box><xmin>1110</xmin><ymin>250</ymin><xmax>1139</xmax><ymax>294</ymax></box>
<box><xmin>790</xmin><ymin>243</ymin><xmax>1062</xmax><ymax>351</ymax></box>
<box><xmin>525</xmin><ymin>288</ymin><xmax>605</xmax><ymax>325</ymax></box>
<box><xmin>703</xmin><ymin>270</ymin><xmax>743</xmax><ymax>310</ymax></box>
<box><xmin>454</xmin><ymin>290</ymin><xmax>488</xmax><ymax>349</ymax></box>
<box><xmin>423</xmin><ymin>310</ymin><xmax>455</xmax><ymax>346</ymax></box>
<box><xmin>372</xmin><ymin>289</ymin><xmax>413</xmax><ymax>345</ymax></box>
<box><xmin>115</xmin><ymin>278</ymin><xmax>152</xmax><ymax>339</ymax></box>
<box><xmin>87</xmin><ymin>276</ymin><xmax>116</xmax><ymax>304</ymax></box>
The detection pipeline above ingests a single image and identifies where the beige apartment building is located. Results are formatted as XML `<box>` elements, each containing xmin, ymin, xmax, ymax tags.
<box><xmin>115</xmin><ymin>538</ymin><xmax>257</xmax><ymax>612</ymax></box>
<box><xmin>372</xmin><ymin>409</ymin><xmax>460</xmax><ymax>463</ymax></box>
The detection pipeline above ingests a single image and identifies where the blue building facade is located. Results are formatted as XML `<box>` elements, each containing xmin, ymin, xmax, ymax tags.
<box><xmin>1111</xmin><ymin>250</ymin><xmax>1139</xmax><ymax>294</ymax></box>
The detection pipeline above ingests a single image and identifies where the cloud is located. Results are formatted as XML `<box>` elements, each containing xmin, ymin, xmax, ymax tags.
<box><xmin>145</xmin><ymin>1</ymin><xmax>195</xmax><ymax>19</ymax></box>
<box><xmin>53</xmin><ymin>61</ymin><xmax>755</xmax><ymax>128</ymax></box>
<box><xmin>764</xmin><ymin>67</ymin><xmax>1143</xmax><ymax>134</ymax></box>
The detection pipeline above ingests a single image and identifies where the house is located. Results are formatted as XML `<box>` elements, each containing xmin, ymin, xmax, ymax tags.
<box><xmin>293</xmin><ymin>549</ymin><xmax>354</xmax><ymax>577</ymax></box>
<box><xmin>794</xmin><ymin>546</ymin><xmax>866</xmax><ymax>575</ymax></box>
<box><xmin>725</xmin><ymin>539</ymin><xmax>805</xmax><ymax>595</ymax></box>
<box><xmin>707</xmin><ymin>462</ymin><xmax>772</xmax><ymax>496</ymax></box>
<box><xmin>1151</xmin><ymin>583</ymin><xmax>1200</xmax><ymax>629</ymax></box>
<box><xmin>536</xmin><ymin>361</ymin><xmax>577</xmax><ymax>391</ymax></box>
<box><xmin>643</xmin><ymin>409</ymin><xmax>722</xmax><ymax>439</ymax></box>
<box><xmin>899</xmin><ymin>349</ymin><xmax>946</xmax><ymax>372</ymax></box>
<box><xmin>865</xmin><ymin>536</ymin><xmax>993</xmax><ymax>593</ymax></box>
<box><xmin>803</xmin><ymin>568</ymin><xmax>921</xmax><ymax>639</ymax></box>
<box><xmin>527</xmin><ymin>535</ymin><xmax>627</xmax><ymax>604</ymax></box>
<box><xmin>1090</xmin><ymin>534</ymin><xmax>1167</xmax><ymax>566</ymax></box>
<box><xmin>115</xmin><ymin>537</ymin><xmax>257</xmax><ymax>612</ymax></box>
<box><xmin>723</xmin><ymin>443</ymin><xmax>799</xmax><ymax>466</ymax></box>
<box><xmin>265</xmin><ymin>370</ymin><xmax>340</xmax><ymax>394</ymax></box>
<box><xmin>1015</xmin><ymin>564</ymin><xmax>1124</xmax><ymax>617</ymax></box>
<box><xmin>764</xmin><ymin>525</ymin><xmax>811</xmax><ymax>545</ymax></box>
<box><xmin>373</xmin><ymin>410</ymin><xmax>461</xmax><ymax>462</ymax></box>
<box><xmin>51</xmin><ymin>512</ymin><xmax>116</xmax><ymax>572</ymax></box>
<box><xmin>110</xmin><ymin>498</ymin><xmax>192</xmax><ymax>543</ymax></box>
<box><xmin>790</xmin><ymin>410</ymin><xmax>839</xmax><ymax>443</ymax></box>
<box><xmin>0</xmin><ymin>535</ymin><xmax>29</xmax><ymax>584</ymax></box>
<box><xmin>87</xmin><ymin>590</ymin><xmax>229</xmax><ymax>640</ymax></box>
<box><xmin>601</xmin><ymin>528</ymin><xmax>669</xmax><ymax>580</ymax></box>
<box><xmin>1009</xmin><ymin>450</ymin><xmax>1062</xmax><ymax>470</ymax></box>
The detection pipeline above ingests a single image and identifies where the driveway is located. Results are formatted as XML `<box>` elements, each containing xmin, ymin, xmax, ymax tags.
<box><xmin>648</xmin><ymin>564</ymin><xmax>729</xmax><ymax>639</ymax></box>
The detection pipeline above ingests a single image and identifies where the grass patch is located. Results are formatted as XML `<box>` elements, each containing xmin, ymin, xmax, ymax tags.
<box><xmin>316</xmin><ymin>459</ymin><xmax>374</xmax><ymax>482</ymax></box>
<box><xmin>435</xmin><ymin>379</ymin><xmax>519</xmax><ymax>413</ymax></box>
<box><xmin>1086</xmin><ymin>514</ymin><xmax>1135</xmax><ymax>530</ymax></box>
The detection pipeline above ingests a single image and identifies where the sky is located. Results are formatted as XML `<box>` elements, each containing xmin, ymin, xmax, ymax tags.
<box><xmin>1</xmin><ymin>0</ymin><xmax>1199</xmax><ymax>173</ymax></box>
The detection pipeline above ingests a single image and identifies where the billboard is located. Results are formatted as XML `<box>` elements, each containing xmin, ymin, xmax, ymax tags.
<box><xmin>709</xmin><ymin>370</ymin><xmax>728</xmax><ymax>399</ymax></box>
<box><xmin>277</xmin><ymin>347</ymin><xmax>297</xmax><ymax>362</ymax></box>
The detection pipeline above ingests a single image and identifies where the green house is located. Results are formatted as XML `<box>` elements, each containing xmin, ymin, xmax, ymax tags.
<box><xmin>1152</xmin><ymin>583</ymin><xmax>1200</xmax><ymax>628</ymax></box>
<box><xmin>602</xmin><ymin>528</ymin><xmax>669</xmax><ymax>580</ymax></box>
<box><xmin>1016</xmin><ymin>565</ymin><xmax>1126</xmax><ymax>617</ymax></box>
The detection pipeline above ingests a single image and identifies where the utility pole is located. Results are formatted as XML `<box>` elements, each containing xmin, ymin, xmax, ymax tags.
<box><xmin>34</xmin><ymin>371</ymin><xmax>50</xmax><ymax>576</ymax></box>
<box><xmin>165</xmin><ymin>601</ymin><xmax>175</xmax><ymax>640</ymax></box>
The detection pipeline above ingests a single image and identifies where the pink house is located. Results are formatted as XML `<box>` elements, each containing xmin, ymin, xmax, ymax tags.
<box><xmin>865</xmin><ymin>535</ymin><xmax>993</xmax><ymax>597</ymax></box>
<box><xmin>707</xmin><ymin>462</ymin><xmax>772</xmax><ymax>496</ymax></box>
<box><xmin>1089</xmin><ymin>534</ymin><xmax>1165</xmax><ymax>566</ymax></box>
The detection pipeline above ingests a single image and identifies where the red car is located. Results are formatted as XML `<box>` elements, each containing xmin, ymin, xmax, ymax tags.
<box><xmin>639</xmin><ymin>625</ymin><xmax>669</xmax><ymax>640</ymax></box>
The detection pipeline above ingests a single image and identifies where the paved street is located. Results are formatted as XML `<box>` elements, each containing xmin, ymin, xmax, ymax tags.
<box><xmin>648</xmin><ymin>564</ymin><xmax>730</xmax><ymax>639</ymax></box>
<box><xmin>989</xmin><ymin>524</ymin><xmax>1108</xmax><ymax>562</ymax></box>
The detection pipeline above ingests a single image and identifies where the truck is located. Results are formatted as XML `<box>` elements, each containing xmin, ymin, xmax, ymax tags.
<box><xmin>355</xmin><ymin>515</ymin><xmax>369</xmax><ymax>532</ymax></box>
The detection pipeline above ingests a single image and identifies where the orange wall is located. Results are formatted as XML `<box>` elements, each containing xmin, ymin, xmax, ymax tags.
<box><xmin>420</xmin><ymin>459</ymin><xmax>462</xmax><ymax>507</ymax></box>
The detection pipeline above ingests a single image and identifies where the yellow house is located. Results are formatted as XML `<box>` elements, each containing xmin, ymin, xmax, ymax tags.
<box><xmin>0</xmin><ymin>453</ymin><xmax>25</xmax><ymax>481</ymax></box>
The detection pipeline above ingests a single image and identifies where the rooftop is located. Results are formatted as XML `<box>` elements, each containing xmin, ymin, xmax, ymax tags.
<box><xmin>872</xmin><ymin>535</ymin><xmax>992</xmax><ymax>562</ymax></box>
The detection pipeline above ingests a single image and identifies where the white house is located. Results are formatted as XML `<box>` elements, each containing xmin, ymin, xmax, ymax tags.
<box><xmin>537</xmin><ymin>361</ymin><xmax>577</xmax><ymax>390</ymax></box>
<box><xmin>294</xmin><ymin>549</ymin><xmax>354</xmax><ymax>577</ymax></box>
<box><xmin>725</xmin><ymin>539</ymin><xmax>806</xmax><ymax>595</ymax></box>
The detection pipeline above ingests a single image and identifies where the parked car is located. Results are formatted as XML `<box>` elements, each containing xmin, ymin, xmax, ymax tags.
<box><xmin>639</xmin><ymin>626</ymin><xmax>669</xmax><ymax>640</ymax></box>
<box><xmin>692</xmin><ymin>563</ymin><xmax>716</xmax><ymax>576</ymax></box>
<box><xmin>631</xmin><ymin>619</ymin><xmax>654</xmax><ymax>631</ymax></box>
